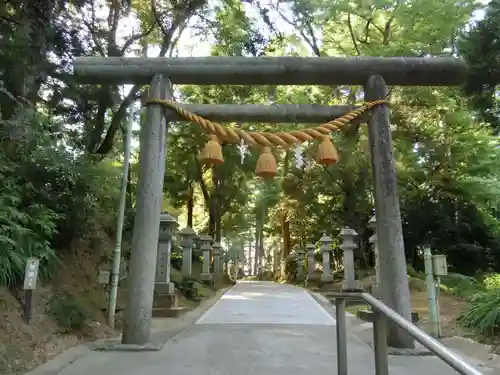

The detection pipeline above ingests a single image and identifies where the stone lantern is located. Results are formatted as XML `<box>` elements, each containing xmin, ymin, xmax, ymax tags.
<box><xmin>339</xmin><ymin>227</ymin><xmax>360</xmax><ymax>291</ymax></box>
<box><xmin>212</xmin><ymin>242</ymin><xmax>223</xmax><ymax>278</ymax></box>
<box><xmin>220</xmin><ymin>246</ymin><xmax>228</xmax><ymax>275</ymax></box>
<box><xmin>155</xmin><ymin>212</ymin><xmax>178</xmax><ymax>295</ymax></box>
<box><xmin>199</xmin><ymin>235</ymin><xmax>213</xmax><ymax>281</ymax></box>
<box><xmin>179</xmin><ymin>226</ymin><xmax>196</xmax><ymax>277</ymax></box>
<box><xmin>294</xmin><ymin>246</ymin><xmax>306</xmax><ymax>281</ymax></box>
<box><xmin>319</xmin><ymin>234</ymin><xmax>334</xmax><ymax>282</ymax></box>
<box><xmin>306</xmin><ymin>243</ymin><xmax>317</xmax><ymax>281</ymax></box>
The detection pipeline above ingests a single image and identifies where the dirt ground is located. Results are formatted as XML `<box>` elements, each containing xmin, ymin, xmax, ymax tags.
<box><xmin>0</xmin><ymin>249</ymin><xmax>121</xmax><ymax>375</ymax></box>
<box><xmin>411</xmin><ymin>289</ymin><xmax>471</xmax><ymax>337</ymax></box>
<box><xmin>311</xmin><ymin>273</ymin><xmax>473</xmax><ymax>338</ymax></box>
<box><xmin>0</xmin><ymin>235</ymin><xmax>227</xmax><ymax>375</ymax></box>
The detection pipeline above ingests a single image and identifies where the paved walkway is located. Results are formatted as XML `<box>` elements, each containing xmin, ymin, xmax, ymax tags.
<box><xmin>37</xmin><ymin>282</ymin><xmax>497</xmax><ymax>375</ymax></box>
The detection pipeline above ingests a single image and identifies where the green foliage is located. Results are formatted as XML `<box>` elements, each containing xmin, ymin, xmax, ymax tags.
<box><xmin>174</xmin><ymin>277</ymin><xmax>202</xmax><ymax>301</ymax></box>
<box><xmin>0</xmin><ymin>148</ymin><xmax>61</xmax><ymax>285</ymax></box>
<box><xmin>171</xmin><ymin>250</ymin><xmax>183</xmax><ymax>270</ymax></box>
<box><xmin>0</xmin><ymin>111</ymin><xmax>121</xmax><ymax>286</ymax></box>
<box><xmin>440</xmin><ymin>273</ymin><xmax>485</xmax><ymax>299</ymax></box>
<box><xmin>407</xmin><ymin>266</ymin><xmax>424</xmax><ymax>279</ymax></box>
<box><xmin>449</xmin><ymin>273</ymin><xmax>500</xmax><ymax>336</ymax></box>
<box><xmin>46</xmin><ymin>293</ymin><xmax>90</xmax><ymax>332</ymax></box>
<box><xmin>458</xmin><ymin>289</ymin><xmax>500</xmax><ymax>335</ymax></box>
<box><xmin>3</xmin><ymin>0</ymin><xmax>500</xmax><ymax>339</ymax></box>
<box><xmin>458</xmin><ymin>0</ymin><xmax>500</xmax><ymax>132</ymax></box>
<box><xmin>285</xmin><ymin>253</ymin><xmax>299</xmax><ymax>281</ymax></box>
<box><xmin>483</xmin><ymin>274</ymin><xmax>500</xmax><ymax>290</ymax></box>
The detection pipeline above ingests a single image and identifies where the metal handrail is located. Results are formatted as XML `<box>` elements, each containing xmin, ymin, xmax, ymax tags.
<box><xmin>332</xmin><ymin>292</ymin><xmax>485</xmax><ymax>375</ymax></box>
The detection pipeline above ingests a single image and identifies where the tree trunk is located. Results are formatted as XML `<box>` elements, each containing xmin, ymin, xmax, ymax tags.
<box><xmin>342</xmin><ymin>175</ymin><xmax>357</xmax><ymax>228</ymax></box>
<box><xmin>253</xmin><ymin>226</ymin><xmax>259</xmax><ymax>275</ymax></box>
<box><xmin>209</xmin><ymin>201</ymin><xmax>216</xmax><ymax>239</ymax></box>
<box><xmin>280</xmin><ymin>151</ymin><xmax>291</xmax><ymax>278</ymax></box>
<box><xmin>254</xmin><ymin>207</ymin><xmax>262</xmax><ymax>275</ymax></box>
<box><xmin>211</xmin><ymin>165</ymin><xmax>223</xmax><ymax>242</ymax></box>
<box><xmin>341</xmin><ymin>118</ymin><xmax>370</xmax><ymax>268</ymax></box>
<box><xmin>214</xmin><ymin>201</ymin><xmax>222</xmax><ymax>242</ymax></box>
<box><xmin>187</xmin><ymin>183</ymin><xmax>194</xmax><ymax>227</ymax></box>
<box><xmin>195</xmin><ymin>158</ymin><xmax>213</xmax><ymax>237</ymax></box>
<box><xmin>126</xmin><ymin>167</ymin><xmax>133</xmax><ymax>210</ymax></box>
<box><xmin>258</xmin><ymin>206</ymin><xmax>265</xmax><ymax>270</ymax></box>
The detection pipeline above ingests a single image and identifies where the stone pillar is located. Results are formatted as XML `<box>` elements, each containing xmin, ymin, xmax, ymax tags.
<box><xmin>306</xmin><ymin>243</ymin><xmax>317</xmax><ymax>281</ymax></box>
<box><xmin>155</xmin><ymin>213</ymin><xmax>178</xmax><ymax>295</ymax></box>
<box><xmin>339</xmin><ymin>227</ymin><xmax>360</xmax><ymax>291</ymax></box>
<box><xmin>295</xmin><ymin>247</ymin><xmax>305</xmax><ymax>282</ymax></box>
<box><xmin>365</xmin><ymin>75</ymin><xmax>414</xmax><ymax>348</ymax></box>
<box><xmin>319</xmin><ymin>234</ymin><xmax>334</xmax><ymax>282</ymax></box>
<box><xmin>368</xmin><ymin>215</ymin><xmax>381</xmax><ymax>287</ymax></box>
<box><xmin>179</xmin><ymin>227</ymin><xmax>196</xmax><ymax>277</ymax></box>
<box><xmin>122</xmin><ymin>75</ymin><xmax>171</xmax><ymax>345</ymax></box>
<box><xmin>199</xmin><ymin>235</ymin><xmax>213</xmax><ymax>281</ymax></box>
<box><xmin>212</xmin><ymin>242</ymin><xmax>222</xmax><ymax>280</ymax></box>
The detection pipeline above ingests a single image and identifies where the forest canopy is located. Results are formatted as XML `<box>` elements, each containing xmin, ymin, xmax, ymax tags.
<box><xmin>1</xmin><ymin>0</ymin><xmax>499</xmax><ymax>285</ymax></box>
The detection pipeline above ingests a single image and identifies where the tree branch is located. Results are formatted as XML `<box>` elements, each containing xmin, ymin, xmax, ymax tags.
<box><xmin>95</xmin><ymin>84</ymin><xmax>141</xmax><ymax>154</ymax></box>
<box><xmin>81</xmin><ymin>4</ymin><xmax>106</xmax><ymax>57</ymax></box>
<box><xmin>93</xmin><ymin>0</ymin><xmax>205</xmax><ymax>156</ymax></box>
<box><xmin>107</xmin><ymin>0</ymin><xmax>121</xmax><ymax>56</ymax></box>
<box><xmin>120</xmin><ymin>22</ymin><xmax>157</xmax><ymax>55</ymax></box>
<box><xmin>195</xmin><ymin>156</ymin><xmax>211</xmax><ymax>204</ymax></box>
<box><xmin>383</xmin><ymin>16</ymin><xmax>394</xmax><ymax>45</ymax></box>
<box><xmin>347</xmin><ymin>13</ymin><xmax>361</xmax><ymax>56</ymax></box>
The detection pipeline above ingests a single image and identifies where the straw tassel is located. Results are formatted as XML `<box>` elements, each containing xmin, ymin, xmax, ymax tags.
<box><xmin>316</xmin><ymin>136</ymin><xmax>339</xmax><ymax>165</ymax></box>
<box><xmin>255</xmin><ymin>146</ymin><xmax>277</xmax><ymax>178</ymax></box>
<box><xmin>199</xmin><ymin>134</ymin><xmax>224</xmax><ymax>165</ymax></box>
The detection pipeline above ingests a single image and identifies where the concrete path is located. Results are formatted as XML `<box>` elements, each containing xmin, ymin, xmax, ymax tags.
<box><xmin>47</xmin><ymin>281</ymin><xmax>496</xmax><ymax>375</ymax></box>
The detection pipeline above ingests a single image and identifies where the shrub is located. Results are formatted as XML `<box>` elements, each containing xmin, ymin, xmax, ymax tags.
<box><xmin>46</xmin><ymin>293</ymin><xmax>89</xmax><ymax>332</ymax></box>
<box><xmin>483</xmin><ymin>273</ymin><xmax>500</xmax><ymax>290</ymax></box>
<box><xmin>0</xmin><ymin>114</ymin><xmax>121</xmax><ymax>286</ymax></box>
<box><xmin>170</xmin><ymin>251</ymin><xmax>182</xmax><ymax>270</ymax></box>
<box><xmin>285</xmin><ymin>253</ymin><xmax>299</xmax><ymax>281</ymax></box>
<box><xmin>440</xmin><ymin>273</ymin><xmax>484</xmax><ymax>299</ymax></box>
<box><xmin>0</xmin><ymin>171</ymin><xmax>60</xmax><ymax>286</ymax></box>
<box><xmin>174</xmin><ymin>277</ymin><xmax>201</xmax><ymax>301</ymax></box>
<box><xmin>458</xmin><ymin>288</ymin><xmax>500</xmax><ymax>335</ymax></box>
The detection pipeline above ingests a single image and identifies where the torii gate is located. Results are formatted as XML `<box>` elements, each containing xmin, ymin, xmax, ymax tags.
<box><xmin>73</xmin><ymin>56</ymin><xmax>467</xmax><ymax>348</ymax></box>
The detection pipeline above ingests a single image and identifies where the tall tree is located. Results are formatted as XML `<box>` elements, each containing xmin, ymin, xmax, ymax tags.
<box><xmin>459</xmin><ymin>0</ymin><xmax>500</xmax><ymax>132</ymax></box>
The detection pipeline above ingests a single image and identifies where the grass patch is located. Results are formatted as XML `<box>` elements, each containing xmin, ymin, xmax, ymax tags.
<box><xmin>457</xmin><ymin>273</ymin><xmax>500</xmax><ymax>336</ymax></box>
<box><xmin>439</xmin><ymin>273</ymin><xmax>485</xmax><ymax>299</ymax></box>
<box><xmin>169</xmin><ymin>263</ymin><xmax>227</xmax><ymax>308</ymax></box>
<box><xmin>46</xmin><ymin>293</ymin><xmax>90</xmax><ymax>333</ymax></box>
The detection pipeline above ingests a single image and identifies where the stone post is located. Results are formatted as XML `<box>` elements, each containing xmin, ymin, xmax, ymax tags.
<box><xmin>365</xmin><ymin>75</ymin><xmax>414</xmax><ymax>348</ymax></box>
<box><xmin>339</xmin><ymin>227</ymin><xmax>360</xmax><ymax>291</ymax></box>
<box><xmin>179</xmin><ymin>227</ymin><xmax>196</xmax><ymax>277</ymax></box>
<box><xmin>295</xmin><ymin>247</ymin><xmax>306</xmax><ymax>282</ymax></box>
<box><xmin>368</xmin><ymin>215</ymin><xmax>381</xmax><ymax>287</ymax></box>
<box><xmin>306</xmin><ymin>243</ymin><xmax>317</xmax><ymax>281</ymax></box>
<box><xmin>155</xmin><ymin>213</ymin><xmax>178</xmax><ymax>295</ymax></box>
<box><xmin>122</xmin><ymin>75</ymin><xmax>171</xmax><ymax>345</ymax></box>
<box><xmin>319</xmin><ymin>234</ymin><xmax>334</xmax><ymax>282</ymax></box>
<box><xmin>199</xmin><ymin>235</ymin><xmax>213</xmax><ymax>281</ymax></box>
<box><xmin>212</xmin><ymin>242</ymin><xmax>222</xmax><ymax>280</ymax></box>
